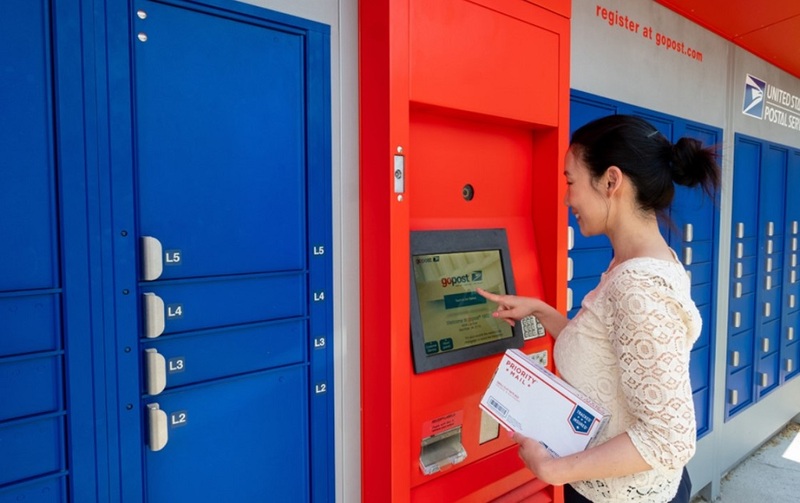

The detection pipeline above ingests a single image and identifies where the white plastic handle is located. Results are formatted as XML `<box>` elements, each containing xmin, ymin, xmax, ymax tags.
<box><xmin>145</xmin><ymin>348</ymin><xmax>167</xmax><ymax>395</ymax></box>
<box><xmin>143</xmin><ymin>293</ymin><xmax>165</xmax><ymax>338</ymax></box>
<box><xmin>141</xmin><ymin>236</ymin><xmax>164</xmax><ymax>281</ymax></box>
<box><xmin>148</xmin><ymin>403</ymin><xmax>168</xmax><ymax>451</ymax></box>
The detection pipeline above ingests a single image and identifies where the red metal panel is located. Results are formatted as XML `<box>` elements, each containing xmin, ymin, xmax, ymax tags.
<box><xmin>360</xmin><ymin>1</ymin><xmax>570</xmax><ymax>501</ymax></box>
<box><xmin>735</xmin><ymin>16</ymin><xmax>800</xmax><ymax>78</ymax></box>
<box><xmin>657</xmin><ymin>0</ymin><xmax>800</xmax><ymax>37</ymax></box>
<box><xmin>359</xmin><ymin>1</ymin><xmax>412</xmax><ymax>502</ymax></box>
<box><xmin>410</xmin><ymin>0</ymin><xmax>561</xmax><ymax>125</ymax></box>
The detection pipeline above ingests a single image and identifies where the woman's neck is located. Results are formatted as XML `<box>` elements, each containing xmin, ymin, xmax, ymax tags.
<box><xmin>607</xmin><ymin>213</ymin><xmax>672</xmax><ymax>264</ymax></box>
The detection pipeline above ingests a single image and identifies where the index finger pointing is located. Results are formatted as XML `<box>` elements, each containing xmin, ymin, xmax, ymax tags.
<box><xmin>476</xmin><ymin>288</ymin><xmax>499</xmax><ymax>301</ymax></box>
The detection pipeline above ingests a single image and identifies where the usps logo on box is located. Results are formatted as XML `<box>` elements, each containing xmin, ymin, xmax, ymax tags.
<box><xmin>569</xmin><ymin>405</ymin><xmax>596</xmax><ymax>434</ymax></box>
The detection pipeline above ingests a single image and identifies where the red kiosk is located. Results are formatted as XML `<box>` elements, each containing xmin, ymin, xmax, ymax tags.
<box><xmin>360</xmin><ymin>1</ymin><xmax>571</xmax><ymax>501</ymax></box>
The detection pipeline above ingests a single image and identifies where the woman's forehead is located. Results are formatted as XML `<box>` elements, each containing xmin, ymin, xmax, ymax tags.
<box><xmin>564</xmin><ymin>149</ymin><xmax>584</xmax><ymax>175</ymax></box>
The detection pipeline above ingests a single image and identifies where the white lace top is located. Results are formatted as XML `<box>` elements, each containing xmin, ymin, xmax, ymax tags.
<box><xmin>553</xmin><ymin>256</ymin><xmax>701</xmax><ymax>503</ymax></box>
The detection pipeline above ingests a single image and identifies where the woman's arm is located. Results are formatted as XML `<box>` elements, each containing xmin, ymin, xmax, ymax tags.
<box><xmin>513</xmin><ymin>431</ymin><xmax>651</xmax><ymax>486</ymax></box>
<box><xmin>476</xmin><ymin>288</ymin><xmax>569</xmax><ymax>339</ymax></box>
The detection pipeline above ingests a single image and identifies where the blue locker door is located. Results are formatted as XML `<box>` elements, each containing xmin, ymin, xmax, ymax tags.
<box><xmin>727</xmin><ymin>136</ymin><xmax>761</xmax><ymax>419</ymax></box>
<box><xmin>756</xmin><ymin>145</ymin><xmax>787</xmax><ymax>398</ymax></box>
<box><xmin>0</xmin><ymin>2</ymin><xmax>68</xmax><ymax>499</ymax></box>
<box><xmin>783</xmin><ymin>150</ymin><xmax>800</xmax><ymax>382</ymax></box>
<box><xmin>672</xmin><ymin>123</ymin><xmax>720</xmax><ymax>437</ymax></box>
<box><xmin>124</xmin><ymin>2</ymin><xmax>331</xmax><ymax>501</ymax></box>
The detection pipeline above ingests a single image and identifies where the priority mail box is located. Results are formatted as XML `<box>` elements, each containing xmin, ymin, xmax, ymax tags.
<box><xmin>480</xmin><ymin>349</ymin><xmax>609</xmax><ymax>457</ymax></box>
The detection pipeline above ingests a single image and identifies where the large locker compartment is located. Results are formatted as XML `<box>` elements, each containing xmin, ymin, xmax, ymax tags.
<box><xmin>0</xmin><ymin>1</ymin><xmax>333</xmax><ymax>501</ymax></box>
<box><xmin>568</xmin><ymin>91</ymin><xmax>721</xmax><ymax>437</ymax></box>
<box><xmin>726</xmin><ymin>135</ymin><xmax>800</xmax><ymax>420</ymax></box>
<box><xmin>1</xmin><ymin>2</ymin><xmax>75</xmax><ymax>499</ymax></box>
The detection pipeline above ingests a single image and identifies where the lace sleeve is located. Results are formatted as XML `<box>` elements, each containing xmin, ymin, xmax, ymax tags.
<box><xmin>606</xmin><ymin>268</ymin><xmax>697</xmax><ymax>473</ymax></box>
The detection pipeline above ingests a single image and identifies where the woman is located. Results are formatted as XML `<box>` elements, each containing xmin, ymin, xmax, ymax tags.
<box><xmin>478</xmin><ymin>114</ymin><xmax>720</xmax><ymax>503</ymax></box>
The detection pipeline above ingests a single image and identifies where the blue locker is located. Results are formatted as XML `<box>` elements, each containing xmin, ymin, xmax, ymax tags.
<box><xmin>568</xmin><ymin>91</ymin><xmax>721</xmax><ymax>437</ymax></box>
<box><xmin>114</xmin><ymin>1</ymin><xmax>334</xmax><ymax>501</ymax></box>
<box><xmin>0</xmin><ymin>1</ymin><xmax>69</xmax><ymax>498</ymax></box>
<box><xmin>144</xmin><ymin>367</ymin><xmax>310</xmax><ymax>502</ymax></box>
<box><xmin>726</xmin><ymin>136</ymin><xmax>760</xmax><ymax>419</ymax></box>
<box><xmin>782</xmin><ymin>150</ymin><xmax>800</xmax><ymax>383</ymax></box>
<box><xmin>727</xmin><ymin>365</ymin><xmax>755</xmax><ymax>417</ymax></box>
<box><xmin>1</xmin><ymin>0</ymin><xmax>333</xmax><ymax>501</ymax></box>
<box><xmin>728</xmin><ymin>135</ymin><xmax>800</xmax><ymax>417</ymax></box>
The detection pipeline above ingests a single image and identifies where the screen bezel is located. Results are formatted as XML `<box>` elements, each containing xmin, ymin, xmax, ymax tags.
<box><xmin>409</xmin><ymin>228</ymin><xmax>523</xmax><ymax>373</ymax></box>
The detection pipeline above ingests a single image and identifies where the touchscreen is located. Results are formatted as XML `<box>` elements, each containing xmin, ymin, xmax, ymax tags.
<box><xmin>411</xmin><ymin>249</ymin><xmax>512</xmax><ymax>355</ymax></box>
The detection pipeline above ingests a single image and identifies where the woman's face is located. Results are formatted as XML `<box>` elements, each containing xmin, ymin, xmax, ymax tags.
<box><xmin>564</xmin><ymin>148</ymin><xmax>608</xmax><ymax>237</ymax></box>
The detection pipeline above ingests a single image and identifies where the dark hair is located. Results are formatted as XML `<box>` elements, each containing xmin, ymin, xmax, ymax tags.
<box><xmin>569</xmin><ymin>115</ymin><xmax>720</xmax><ymax>216</ymax></box>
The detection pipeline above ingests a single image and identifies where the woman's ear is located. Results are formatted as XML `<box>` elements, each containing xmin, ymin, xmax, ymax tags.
<box><xmin>605</xmin><ymin>166</ymin><xmax>623</xmax><ymax>194</ymax></box>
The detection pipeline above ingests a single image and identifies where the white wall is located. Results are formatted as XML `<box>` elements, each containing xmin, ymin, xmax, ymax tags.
<box><xmin>238</xmin><ymin>2</ymin><xmax>361</xmax><ymax>502</ymax></box>
<box><xmin>571</xmin><ymin>0</ymin><xmax>729</xmax><ymax>129</ymax></box>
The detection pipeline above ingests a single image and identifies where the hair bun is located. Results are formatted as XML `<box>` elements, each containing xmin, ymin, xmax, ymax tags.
<box><xmin>670</xmin><ymin>136</ymin><xmax>720</xmax><ymax>194</ymax></box>
<box><xmin>670</xmin><ymin>137</ymin><xmax>702</xmax><ymax>186</ymax></box>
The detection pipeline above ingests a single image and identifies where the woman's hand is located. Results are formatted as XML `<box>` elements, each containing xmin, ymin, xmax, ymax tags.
<box><xmin>511</xmin><ymin>432</ymin><xmax>561</xmax><ymax>485</ymax></box>
<box><xmin>475</xmin><ymin>288</ymin><xmax>536</xmax><ymax>327</ymax></box>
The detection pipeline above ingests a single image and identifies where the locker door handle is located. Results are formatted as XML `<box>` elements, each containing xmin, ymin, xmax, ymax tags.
<box><xmin>790</xmin><ymin>294</ymin><xmax>796</xmax><ymax>309</ymax></box>
<box><xmin>766</xmin><ymin>257</ymin><xmax>773</xmax><ymax>272</ymax></box>
<box><xmin>729</xmin><ymin>389</ymin><xmax>739</xmax><ymax>406</ymax></box>
<box><xmin>792</xmin><ymin>271</ymin><xmax>797</xmax><ymax>284</ymax></box>
<box><xmin>788</xmin><ymin>327</ymin><xmax>795</xmax><ymax>341</ymax></box>
<box><xmin>767</xmin><ymin>221</ymin><xmax>774</xmax><ymax>237</ymax></box>
<box><xmin>736</xmin><ymin>222</ymin><xmax>745</xmax><ymax>239</ymax></box>
<box><xmin>762</xmin><ymin>337</ymin><xmax>770</xmax><ymax>353</ymax></box>
<box><xmin>566</xmin><ymin>288</ymin><xmax>573</xmax><ymax>312</ymax></box>
<box><xmin>567</xmin><ymin>226</ymin><xmax>574</xmax><ymax>251</ymax></box>
<box><xmin>764</xmin><ymin>302</ymin><xmax>771</xmax><ymax>317</ymax></box>
<box><xmin>766</xmin><ymin>276</ymin><xmax>772</xmax><ymax>291</ymax></box>
<box><xmin>734</xmin><ymin>282</ymin><xmax>742</xmax><ymax>298</ymax></box>
<box><xmin>683</xmin><ymin>247</ymin><xmax>692</xmax><ymax>266</ymax></box>
<box><xmin>793</xmin><ymin>254</ymin><xmax>798</xmax><ymax>268</ymax></box>
<box><xmin>684</xmin><ymin>223</ymin><xmax>693</xmax><ymax>242</ymax></box>
<box><xmin>145</xmin><ymin>348</ymin><xmax>167</xmax><ymax>395</ymax></box>
<box><xmin>730</xmin><ymin>351</ymin><xmax>740</xmax><ymax>367</ymax></box>
<box><xmin>793</xmin><ymin>220</ymin><xmax>798</xmax><ymax>235</ymax></box>
<box><xmin>141</xmin><ymin>236</ymin><xmax>164</xmax><ymax>281</ymax></box>
<box><xmin>567</xmin><ymin>257</ymin><xmax>574</xmax><ymax>281</ymax></box>
<box><xmin>735</xmin><ymin>263</ymin><xmax>743</xmax><ymax>278</ymax></box>
<box><xmin>788</xmin><ymin>359</ymin><xmax>795</xmax><ymax>373</ymax></box>
<box><xmin>793</xmin><ymin>237</ymin><xmax>798</xmax><ymax>252</ymax></box>
<box><xmin>733</xmin><ymin>312</ymin><xmax>741</xmax><ymax>328</ymax></box>
<box><xmin>147</xmin><ymin>403</ymin><xmax>168</xmax><ymax>451</ymax></box>
<box><xmin>143</xmin><ymin>293</ymin><xmax>165</xmax><ymax>338</ymax></box>
<box><xmin>759</xmin><ymin>372</ymin><xmax>769</xmax><ymax>387</ymax></box>
<box><xmin>766</xmin><ymin>240</ymin><xmax>773</xmax><ymax>254</ymax></box>
<box><xmin>736</xmin><ymin>242</ymin><xmax>743</xmax><ymax>259</ymax></box>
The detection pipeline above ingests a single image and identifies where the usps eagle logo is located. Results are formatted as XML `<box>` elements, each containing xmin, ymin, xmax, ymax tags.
<box><xmin>742</xmin><ymin>74</ymin><xmax>766</xmax><ymax>119</ymax></box>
